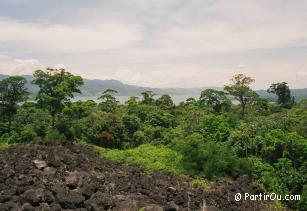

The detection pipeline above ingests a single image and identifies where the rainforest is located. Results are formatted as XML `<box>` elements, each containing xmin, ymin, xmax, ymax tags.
<box><xmin>0</xmin><ymin>68</ymin><xmax>306</xmax><ymax>210</ymax></box>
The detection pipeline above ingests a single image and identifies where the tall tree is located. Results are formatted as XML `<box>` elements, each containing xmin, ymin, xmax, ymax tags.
<box><xmin>98</xmin><ymin>89</ymin><xmax>119</xmax><ymax>112</ymax></box>
<box><xmin>0</xmin><ymin>76</ymin><xmax>29</xmax><ymax>133</ymax></box>
<box><xmin>224</xmin><ymin>74</ymin><xmax>256</xmax><ymax>117</ymax></box>
<box><xmin>267</xmin><ymin>82</ymin><xmax>294</xmax><ymax>108</ymax></box>
<box><xmin>199</xmin><ymin>89</ymin><xmax>231</xmax><ymax>113</ymax></box>
<box><xmin>32</xmin><ymin>68</ymin><xmax>84</xmax><ymax>127</ymax></box>
<box><xmin>141</xmin><ymin>91</ymin><xmax>155</xmax><ymax>104</ymax></box>
<box><xmin>155</xmin><ymin>94</ymin><xmax>174</xmax><ymax>109</ymax></box>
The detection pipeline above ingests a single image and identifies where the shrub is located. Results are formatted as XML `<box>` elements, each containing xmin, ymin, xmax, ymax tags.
<box><xmin>45</xmin><ymin>128</ymin><xmax>66</xmax><ymax>143</ymax></box>
<box><xmin>196</xmin><ymin>114</ymin><xmax>230</xmax><ymax>142</ymax></box>
<box><xmin>175</xmin><ymin>133</ymin><xmax>250</xmax><ymax>179</ymax></box>
<box><xmin>19</xmin><ymin>124</ymin><xmax>38</xmax><ymax>143</ymax></box>
<box><xmin>0</xmin><ymin>134</ymin><xmax>10</xmax><ymax>148</ymax></box>
<box><xmin>249</xmin><ymin>157</ymin><xmax>306</xmax><ymax>210</ymax></box>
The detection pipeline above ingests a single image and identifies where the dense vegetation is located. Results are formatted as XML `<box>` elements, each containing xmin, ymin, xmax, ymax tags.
<box><xmin>0</xmin><ymin>68</ymin><xmax>306</xmax><ymax>210</ymax></box>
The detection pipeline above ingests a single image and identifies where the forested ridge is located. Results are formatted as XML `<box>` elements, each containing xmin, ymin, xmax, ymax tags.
<box><xmin>0</xmin><ymin>68</ymin><xmax>306</xmax><ymax>210</ymax></box>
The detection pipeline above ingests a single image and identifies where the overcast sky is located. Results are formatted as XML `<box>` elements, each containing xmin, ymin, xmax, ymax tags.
<box><xmin>0</xmin><ymin>0</ymin><xmax>306</xmax><ymax>88</ymax></box>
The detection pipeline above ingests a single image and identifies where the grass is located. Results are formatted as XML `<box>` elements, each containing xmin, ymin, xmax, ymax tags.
<box><xmin>92</xmin><ymin>143</ymin><xmax>214</xmax><ymax>190</ymax></box>
<box><xmin>94</xmin><ymin>144</ymin><xmax>185</xmax><ymax>174</ymax></box>
<box><xmin>0</xmin><ymin>142</ymin><xmax>10</xmax><ymax>149</ymax></box>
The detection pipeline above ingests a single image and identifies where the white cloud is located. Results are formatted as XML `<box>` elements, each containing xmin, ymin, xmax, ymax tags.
<box><xmin>0</xmin><ymin>55</ymin><xmax>43</xmax><ymax>75</ymax></box>
<box><xmin>238</xmin><ymin>63</ymin><xmax>245</xmax><ymax>69</ymax></box>
<box><xmin>54</xmin><ymin>63</ymin><xmax>67</xmax><ymax>69</ymax></box>
<box><xmin>0</xmin><ymin>0</ymin><xmax>307</xmax><ymax>88</ymax></box>
<box><xmin>0</xmin><ymin>19</ymin><xmax>142</xmax><ymax>53</ymax></box>
<box><xmin>296</xmin><ymin>71</ymin><xmax>307</xmax><ymax>77</ymax></box>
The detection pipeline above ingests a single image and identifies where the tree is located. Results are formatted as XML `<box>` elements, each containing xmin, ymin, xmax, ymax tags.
<box><xmin>199</xmin><ymin>89</ymin><xmax>231</xmax><ymax>113</ymax></box>
<box><xmin>250</xmin><ymin>96</ymin><xmax>269</xmax><ymax>115</ymax></box>
<box><xmin>267</xmin><ymin>82</ymin><xmax>294</xmax><ymax>109</ymax></box>
<box><xmin>63</xmin><ymin>100</ymin><xmax>97</xmax><ymax>119</ymax></box>
<box><xmin>32</xmin><ymin>68</ymin><xmax>84</xmax><ymax>127</ymax></box>
<box><xmin>224</xmin><ymin>74</ymin><xmax>257</xmax><ymax>117</ymax></box>
<box><xmin>141</xmin><ymin>91</ymin><xmax>155</xmax><ymax>104</ymax></box>
<box><xmin>125</xmin><ymin>96</ymin><xmax>139</xmax><ymax>106</ymax></box>
<box><xmin>155</xmin><ymin>94</ymin><xmax>174</xmax><ymax>108</ymax></box>
<box><xmin>98</xmin><ymin>89</ymin><xmax>119</xmax><ymax>112</ymax></box>
<box><xmin>185</xmin><ymin>97</ymin><xmax>197</xmax><ymax>106</ymax></box>
<box><xmin>0</xmin><ymin>76</ymin><xmax>29</xmax><ymax>133</ymax></box>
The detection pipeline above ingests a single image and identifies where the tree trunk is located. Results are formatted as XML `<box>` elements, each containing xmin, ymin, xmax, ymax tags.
<box><xmin>51</xmin><ymin>112</ymin><xmax>56</xmax><ymax>128</ymax></box>
<box><xmin>239</xmin><ymin>96</ymin><xmax>246</xmax><ymax>117</ymax></box>
<box><xmin>8</xmin><ymin>112</ymin><xmax>11</xmax><ymax>134</ymax></box>
<box><xmin>241</xmin><ymin>103</ymin><xmax>246</xmax><ymax>117</ymax></box>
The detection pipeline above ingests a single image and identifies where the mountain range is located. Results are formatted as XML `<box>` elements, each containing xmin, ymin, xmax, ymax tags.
<box><xmin>1</xmin><ymin>74</ymin><xmax>307</xmax><ymax>101</ymax></box>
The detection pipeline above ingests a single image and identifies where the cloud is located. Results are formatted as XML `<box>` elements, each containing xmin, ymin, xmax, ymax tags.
<box><xmin>296</xmin><ymin>71</ymin><xmax>307</xmax><ymax>77</ymax></box>
<box><xmin>238</xmin><ymin>63</ymin><xmax>245</xmax><ymax>69</ymax></box>
<box><xmin>0</xmin><ymin>55</ymin><xmax>43</xmax><ymax>75</ymax></box>
<box><xmin>0</xmin><ymin>18</ymin><xmax>142</xmax><ymax>53</ymax></box>
<box><xmin>0</xmin><ymin>0</ymin><xmax>307</xmax><ymax>88</ymax></box>
<box><xmin>54</xmin><ymin>63</ymin><xmax>67</xmax><ymax>69</ymax></box>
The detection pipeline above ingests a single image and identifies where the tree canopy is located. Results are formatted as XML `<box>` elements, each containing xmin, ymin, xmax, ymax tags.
<box><xmin>0</xmin><ymin>76</ymin><xmax>29</xmax><ymax>133</ymax></box>
<box><xmin>224</xmin><ymin>74</ymin><xmax>257</xmax><ymax>117</ymax></box>
<box><xmin>32</xmin><ymin>68</ymin><xmax>84</xmax><ymax>127</ymax></box>
<box><xmin>268</xmin><ymin>82</ymin><xmax>294</xmax><ymax>108</ymax></box>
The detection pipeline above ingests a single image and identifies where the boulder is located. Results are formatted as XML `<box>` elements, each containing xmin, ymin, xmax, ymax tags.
<box><xmin>33</xmin><ymin>160</ymin><xmax>47</xmax><ymax>170</ymax></box>
<box><xmin>57</xmin><ymin>190</ymin><xmax>85</xmax><ymax>209</ymax></box>
<box><xmin>65</xmin><ymin>171</ymin><xmax>79</xmax><ymax>189</ymax></box>
<box><xmin>21</xmin><ymin>189</ymin><xmax>43</xmax><ymax>206</ymax></box>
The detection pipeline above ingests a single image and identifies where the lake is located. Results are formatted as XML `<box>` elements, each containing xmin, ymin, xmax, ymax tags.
<box><xmin>74</xmin><ymin>95</ymin><xmax>200</xmax><ymax>105</ymax></box>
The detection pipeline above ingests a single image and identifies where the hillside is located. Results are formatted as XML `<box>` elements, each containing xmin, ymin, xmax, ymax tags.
<box><xmin>0</xmin><ymin>143</ymin><xmax>273</xmax><ymax>211</ymax></box>
<box><xmin>0</xmin><ymin>74</ymin><xmax>204</xmax><ymax>97</ymax></box>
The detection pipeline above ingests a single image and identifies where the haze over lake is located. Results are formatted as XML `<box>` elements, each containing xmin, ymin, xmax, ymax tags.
<box><xmin>74</xmin><ymin>95</ymin><xmax>200</xmax><ymax>104</ymax></box>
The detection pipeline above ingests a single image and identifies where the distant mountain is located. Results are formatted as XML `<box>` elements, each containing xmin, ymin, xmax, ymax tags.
<box><xmin>1</xmin><ymin>74</ymin><xmax>307</xmax><ymax>100</ymax></box>
<box><xmin>256</xmin><ymin>89</ymin><xmax>307</xmax><ymax>101</ymax></box>
<box><xmin>0</xmin><ymin>74</ymin><xmax>207</xmax><ymax>97</ymax></box>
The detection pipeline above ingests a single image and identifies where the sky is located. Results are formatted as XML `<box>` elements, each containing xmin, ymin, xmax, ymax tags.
<box><xmin>0</xmin><ymin>0</ymin><xmax>307</xmax><ymax>89</ymax></box>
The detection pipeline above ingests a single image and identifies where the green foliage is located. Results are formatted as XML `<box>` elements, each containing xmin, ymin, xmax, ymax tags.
<box><xmin>146</xmin><ymin>110</ymin><xmax>172</xmax><ymax>128</ymax></box>
<box><xmin>19</xmin><ymin>124</ymin><xmax>38</xmax><ymax>143</ymax></box>
<box><xmin>155</xmin><ymin>94</ymin><xmax>174</xmax><ymax>109</ymax></box>
<box><xmin>141</xmin><ymin>91</ymin><xmax>155</xmax><ymax>104</ymax></box>
<box><xmin>229</xmin><ymin>113</ymin><xmax>297</xmax><ymax>157</ymax></box>
<box><xmin>0</xmin><ymin>76</ymin><xmax>29</xmax><ymax>133</ymax></box>
<box><xmin>81</xmin><ymin>111</ymin><xmax>124</xmax><ymax>148</ymax></box>
<box><xmin>249</xmin><ymin>157</ymin><xmax>306</xmax><ymax>209</ymax></box>
<box><xmin>45</xmin><ymin>128</ymin><xmax>66</xmax><ymax>143</ymax></box>
<box><xmin>98</xmin><ymin>89</ymin><xmax>119</xmax><ymax>112</ymax></box>
<box><xmin>250</xmin><ymin>96</ymin><xmax>269</xmax><ymax>115</ymax></box>
<box><xmin>0</xmin><ymin>133</ymin><xmax>10</xmax><ymax>146</ymax></box>
<box><xmin>2</xmin><ymin>69</ymin><xmax>306</xmax><ymax>210</ymax></box>
<box><xmin>123</xmin><ymin>115</ymin><xmax>140</xmax><ymax>135</ymax></box>
<box><xmin>96</xmin><ymin>144</ymin><xmax>184</xmax><ymax>173</ymax></box>
<box><xmin>199</xmin><ymin>89</ymin><xmax>230</xmax><ymax>113</ymax></box>
<box><xmin>175</xmin><ymin>133</ymin><xmax>250</xmax><ymax>179</ymax></box>
<box><xmin>268</xmin><ymin>82</ymin><xmax>294</xmax><ymax>109</ymax></box>
<box><xmin>63</xmin><ymin>100</ymin><xmax>96</xmax><ymax>119</ymax></box>
<box><xmin>0</xmin><ymin>134</ymin><xmax>10</xmax><ymax>148</ymax></box>
<box><xmin>299</xmin><ymin>185</ymin><xmax>307</xmax><ymax>210</ymax></box>
<box><xmin>32</xmin><ymin>68</ymin><xmax>84</xmax><ymax>127</ymax></box>
<box><xmin>261</xmin><ymin>130</ymin><xmax>306</xmax><ymax>165</ymax></box>
<box><xmin>196</xmin><ymin>114</ymin><xmax>230</xmax><ymax>142</ymax></box>
<box><xmin>224</xmin><ymin>74</ymin><xmax>257</xmax><ymax>117</ymax></box>
<box><xmin>190</xmin><ymin>178</ymin><xmax>212</xmax><ymax>190</ymax></box>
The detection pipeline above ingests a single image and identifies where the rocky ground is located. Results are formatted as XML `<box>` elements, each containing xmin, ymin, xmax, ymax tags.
<box><xmin>0</xmin><ymin>143</ymin><xmax>273</xmax><ymax>211</ymax></box>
